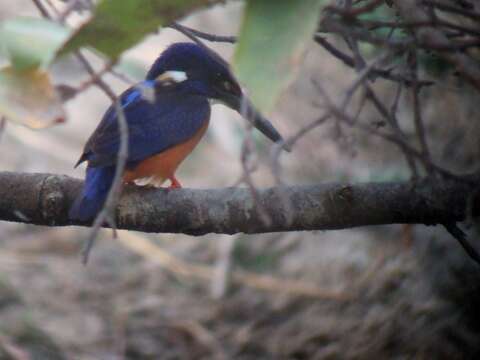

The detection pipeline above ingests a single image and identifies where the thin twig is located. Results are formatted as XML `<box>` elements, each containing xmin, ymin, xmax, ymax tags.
<box><xmin>169</xmin><ymin>23</ymin><xmax>206</xmax><ymax>47</ymax></box>
<box><xmin>269</xmin><ymin>113</ymin><xmax>331</xmax><ymax>226</ymax></box>
<box><xmin>315</xmin><ymin>36</ymin><xmax>434</xmax><ymax>87</ymax></box>
<box><xmin>110</xmin><ymin>68</ymin><xmax>136</xmax><ymax>85</ymax></box>
<box><xmin>240</xmin><ymin>130</ymin><xmax>272</xmax><ymax>227</ymax></box>
<box><xmin>312</xmin><ymin>80</ymin><xmax>461</xmax><ymax>180</ymax></box>
<box><xmin>325</xmin><ymin>0</ymin><xmax>384</xmax><ymax>17</ymax></box>
<box><xmin>61</xmin><ymin>59</ymin><xmax>116</xmax><ymax>101</ymax></box>
<box><xmin>58</xmin><ymin>0</ymin><xmax>92</xmax><ymax>22</ymax></box>
<box><xmin>341</xmin><ymin>52</ymin><xmax>390</xmax><ymax>108</ymax></box>
<box><xmin>0</xmin><ymin>117</ymin><xmax>6</xmax><ymax>142</ymax></box>
<box><xmin>31</xmin><ymin>0</ymin><xmax>131</xmax><ymax>264</ymax></box>
<box><xmin>360</xmin><ymin>18</ymin><xmax>480</xmax><ymax>38</ymax></box>
<box><xmin>82</xmin><ymin>99</ymin><xmax>129</xmax><ymax>264</ymax></box>
<box><xmin>75</xmin><ymin>51</ymin><xmax>117</xmax><ymax>101</ymax></box>
<box><xmin>170</xmin><ymin>23</ymin><xmax>236</xmax><ymax>43</ymax></box>
<box><xmin>31</xmin><ymin>0</ymin><xmax>51</xmax><ymax>18</ymax></box>
<box><xmin>369</xmin><ymin>84</ymin><xmax>420</xmax><ymax>175</ymax></box>
<box><xmin>422</xmin><ymin>0</ymin><xmax>480</xmax><ymax>21</ymax></box>
<box><xmin>238</xmin><ymin>96</ymin><xmax>272</xmax><ymax>227</ymax></box>
<box><xmin>409</xmin><ymin>50</ymin><xmax>433</xmax><ymax>175</ymax></box>
<box><xmin>320</xmin><ymin>17</ymin><xmax>480</xmax><ymax>52</ymax></box>
<box><xmin>342</xmin><ymin>33</ymin><xmax>420</xmax><ymax>176</ymax></box>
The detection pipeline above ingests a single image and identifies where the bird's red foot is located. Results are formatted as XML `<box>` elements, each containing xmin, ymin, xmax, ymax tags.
<box><xmin>168</xmin><ymin>176</ymin><xmax>182</xmax><ymax>189</ymax></box>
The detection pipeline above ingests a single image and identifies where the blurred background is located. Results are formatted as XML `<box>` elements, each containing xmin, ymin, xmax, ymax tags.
<box><xmin>1</xmin><ymin>1</ymin><xmax>480</xmax><ymax>359</ymax></box>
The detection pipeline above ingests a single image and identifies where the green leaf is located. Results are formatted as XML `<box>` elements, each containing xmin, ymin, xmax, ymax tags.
<box><xmin>0</xmin><ymin>17</ymin><xmax>70</xmax><ymax>70</ymax></box>
<box><xmin>0</xmin><ymin>67</ymin><xmax>66</xmax><ymax>129</ymax></box>
<box><xmin>60</xmin><ymin>0</ymin><xmax>212</xmax><ymax>60</ymax></box>
<box><xmin>233</xmin><ymin>0</ymin><xmax>324</xmax><ymax>113</ymax></box>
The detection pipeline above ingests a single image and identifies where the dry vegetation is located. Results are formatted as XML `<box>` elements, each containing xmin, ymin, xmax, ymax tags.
<box><xmin>0</xmin><ymin>0</ymin><xmax>480</xmax><ymax>359</ymax></box>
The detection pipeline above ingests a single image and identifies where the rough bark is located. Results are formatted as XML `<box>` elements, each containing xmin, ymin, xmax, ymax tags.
<box><xmin>0</xmin><ymin>171</ymin><xmax>477</xmax><ymax>235</ymax></box>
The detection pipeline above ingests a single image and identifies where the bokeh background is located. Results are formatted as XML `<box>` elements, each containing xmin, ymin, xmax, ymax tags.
<box><xmin>0</xmin><ymin>1</ymin><xmax>480</xmax><ymax>359</ymax></box>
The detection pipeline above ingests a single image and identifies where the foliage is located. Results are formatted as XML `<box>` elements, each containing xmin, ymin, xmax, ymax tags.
<box><xmin>0</xmin><ymin>67</ymin><xmax>64</xmax><ymax>128</ymax></box>
<box><xmin>0</xmin><ymin>0</ymin><xmax>325</xmax><ymax>127</ymax></box>
<box><xmin>0</xmin><ymin>17</ymin><xmax>69</xmax><ymax>127</ymax></box>
<box><xmin>233</xmin><ymin>0</ymin><xmax>324</xmax><ymax>112</ymax></box>
<box><xmin>59</xmin><ymin>0</ymin><xmax>213</xmax><ymax>59</ymax></box>
<box><xmin>0</xmin><ymin>17</ymin><xmax>69</xmax><ymax>70</ymax></box>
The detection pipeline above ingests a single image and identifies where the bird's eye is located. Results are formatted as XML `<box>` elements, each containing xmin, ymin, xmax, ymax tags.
<box><xmin>223</xmin><ymin>81</ymin><xmax>232</xmax><ymax>91</ymax></box>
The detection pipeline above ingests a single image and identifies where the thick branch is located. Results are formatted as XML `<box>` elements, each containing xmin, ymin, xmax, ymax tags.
<box><xmin>0</xmin><ymin>172</ymin><xmax>477</xmax><ymax>235</ymax></box>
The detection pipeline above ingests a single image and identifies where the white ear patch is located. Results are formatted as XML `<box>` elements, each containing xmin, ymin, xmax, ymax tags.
<box><xmin>156</xmin><ymin>70</ymin><xmax>188</xmax><ymax>83</ymax></box>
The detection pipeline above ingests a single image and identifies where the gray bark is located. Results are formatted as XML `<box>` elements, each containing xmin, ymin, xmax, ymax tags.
<box><xmin>0</xmin><ymin>171</ymin><xmax>477</xmax><ymax>235</ymax></box>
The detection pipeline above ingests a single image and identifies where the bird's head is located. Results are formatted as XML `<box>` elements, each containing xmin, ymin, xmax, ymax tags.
<box><xmin>146</xmin><ymin>42</ymin><xmax>289</xmax><ymax>151</ymax></box>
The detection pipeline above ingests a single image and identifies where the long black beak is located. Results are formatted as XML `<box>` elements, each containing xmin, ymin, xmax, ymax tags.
<box><xmin>222</xmin><ymin>92</ymin><xmax>291</xmax><ymax>152</ymax></box>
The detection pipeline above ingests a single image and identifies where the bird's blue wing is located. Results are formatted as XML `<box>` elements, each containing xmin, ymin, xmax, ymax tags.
<box><xmin>78</xmin><ymin>82</ymin><xmax>211</xmax><ymax>168</ymax></box>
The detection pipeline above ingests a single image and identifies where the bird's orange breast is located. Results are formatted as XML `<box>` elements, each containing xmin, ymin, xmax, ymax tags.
<box><xmin>123</xmin><ymin>119</ymin><xmax>209</xmax><ymax>186</ymax></box>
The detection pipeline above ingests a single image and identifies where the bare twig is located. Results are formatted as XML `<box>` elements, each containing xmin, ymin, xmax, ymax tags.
<box><xmin>31</xmin><ymin>0</ymin><xmax>131</xmax><ymax>264</ymax></box>
<box><xmin>409</xmin><ymin>50</ymin><xmax>433</xmax><ymax>175</ymax></box>
<box><xmin>312</xmin><ymin>80</ymin><xmax>460</xmax><ymax>180</ymax></box>
<box><xmin>325</xmin><ymin>0</ymin><xmax>384</xmax><ymax>17</ymax></box>
<box><xmin>58</xmin><ymin>0</ymin><xmax>93</xmax><ymax>22</ymax></box>
<box><xmin>169</xmin><ymin>23</ymin><xmax>206</xmax><ymax>47</ymax></box>
<box><xmin>360</xmin><ymin>18</ymin><xmax>480</xmax><ymax>38</ymax></box>
<box><xmin>109</xmin><ymin>68</ymin><xmax>136</xmax><ymax>85</ymax></box>
<box><xmin>393</xmin><ymin>0</ymin><xmax>480</xmax><ymax>91</ymax></box>
<box><xmin>269</xmin><ymin>113</ymin><xmax>330</xmax><ymax>227</ymax></box>
<box><xmin>320</xmin><ymin>16</ymin><xmax>480</xmax><ymax>52</ymax></box>
<box><xmin>82</xmin><ymin>99</ymin><xmax>129</xmax><ymax>264</ymax></box>
<box><xmin>31</xmin><ymin>0</ymin><xmax>51</xmax><ymax>17</ymax></box>
<box><xmin>0</xmin><ymin>117</ymin><xmax>6</xmax><ymax>142</ymax></box>
<box><xmin>341</xmin><ymin>52</ymin><xmax>390</xmax><ymax>108</ymax></box>
<box><xmin>239</xmin><ymin>105</ymin><xmax>272</xmax><ymax>227</ymax></box>
<box><xmin>74</xmin><ymin>51</ymin><xmax>117</xmax><ymax>101</ymax></box>
<box><xmin>170</xmin><ymin>23</ymin><xmax>236</xmax><ymax>43</ymax></box>
<box><xmin>335</xmin><ymin>31</ymin><xmax>420</xmax><ymax>177</ymax></box>
<box><xmin>314</xmin><ymin>36</ymin><xmax>434</xmax><ymax>87</ymax></box>
<box><xmin>422</xmin><ymin>0</ymin><xmax>480</xmax><ymax>21</ymax></box>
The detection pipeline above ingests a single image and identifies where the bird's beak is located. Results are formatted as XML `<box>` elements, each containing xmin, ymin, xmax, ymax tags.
<box><xmin>221</xmin><ymin>91</ymin><xmax>291</xmax><ymax>152</ymax></box>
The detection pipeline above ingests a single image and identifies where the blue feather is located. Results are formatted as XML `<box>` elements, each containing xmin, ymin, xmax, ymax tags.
<box><xmin>69</xmin><ymin>166</ymin><xmax>115</xmax><ymax>221</ymax></box>
<box><xmin>70</xmin><ymin>89</ymin><xmax>210</xmax><ymax>221</ymax></box>
<box><xmin>69</xmin><ymin>43</ymin><xmax>227</xmax><ymax>222</ymax></box>
<box><xmin>122</xmin><ymin>89</ymin><xmax>141</xmax><ymax>107</ymax></box>
<box><xmin>121</xmin><ymin>80</ymin><xmax>155</xmax><ymax>107</ymax></box>
<box><xmin>146</xmin><ymin>42</ymin><xmax>229</xmax><ymax>82</ymax></box>
<box><xmin>83</xmin><ymin>89</ymin><xmax>210</xmax><ymax>168</ymax></box>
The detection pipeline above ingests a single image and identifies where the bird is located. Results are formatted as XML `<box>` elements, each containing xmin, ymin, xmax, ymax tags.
<box><xmin>69</xmin><ymin>42</ymin><xmax>288</xmax><ymax>221</ymax></box>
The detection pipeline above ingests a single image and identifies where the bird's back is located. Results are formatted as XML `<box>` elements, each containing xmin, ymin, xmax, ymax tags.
<box><xmin>77</xmin><ymin>85</ymin><xmax>211</xmax><ymax>170</ymax></box>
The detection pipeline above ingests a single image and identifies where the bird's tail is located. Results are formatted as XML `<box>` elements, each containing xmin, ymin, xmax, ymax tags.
<box><xmin>69</xmin><ymin>166</ymin><xmax>116</xmax><ymax>221</ymax></box>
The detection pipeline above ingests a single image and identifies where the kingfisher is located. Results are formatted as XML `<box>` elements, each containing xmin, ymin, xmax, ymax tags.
<box><xmin>69</xmin><ymin>42</ymin><xmax>288</xmax><ymax>221</ymax></box>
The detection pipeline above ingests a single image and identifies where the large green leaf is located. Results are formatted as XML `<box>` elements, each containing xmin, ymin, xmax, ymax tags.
<box><xmin>0</xmin><ymin>67</ymin><xmax>65</xmax><ymax>129</ymax></box>
<box><xmin>0</xmin><ymin>17</ymin><xmax>70</xmax><ymax>70</ymax></box>
<box><xmin>233</xmin><ymin>0</ymin><xmax>324</xmax><ymax>113</ymax></box>
<box><xmin>60</xmin><ymin>0</ymin><xmax>212</xmax><ymax>59</ymax></box>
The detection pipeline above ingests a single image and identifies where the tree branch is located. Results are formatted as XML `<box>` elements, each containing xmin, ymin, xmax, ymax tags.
<box><xmin>392</xmin><ymin>0</ymin><xmax>480</xmax><ymax>91</ymax></box>
<box><xmin>0</xmin><ymin>171</ymin><xmax>477</xmax><ymax>236</ymax></box>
